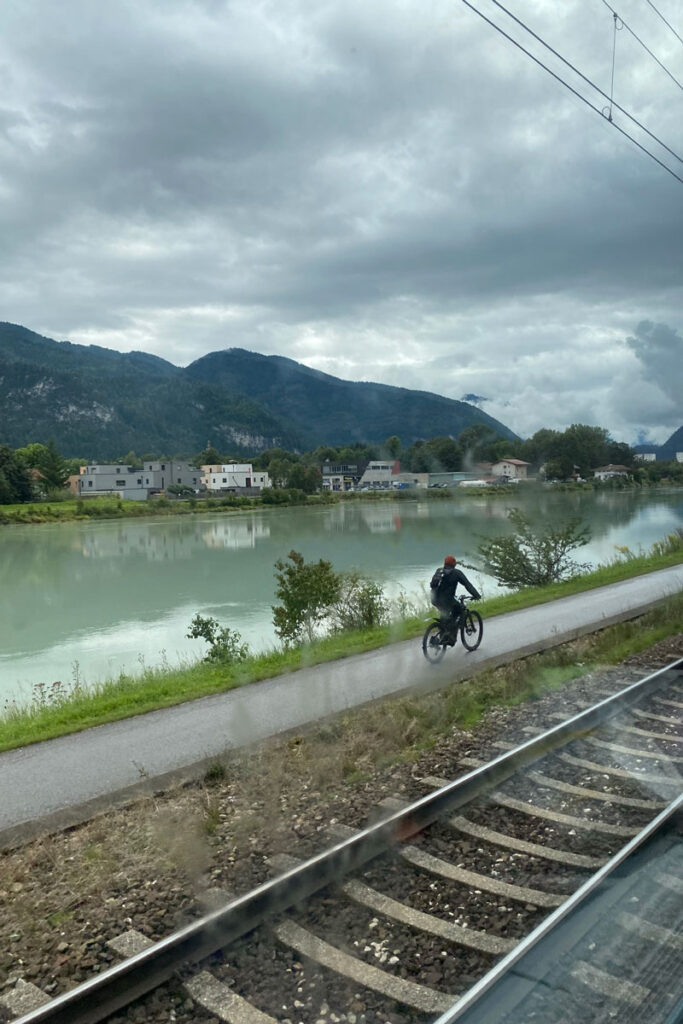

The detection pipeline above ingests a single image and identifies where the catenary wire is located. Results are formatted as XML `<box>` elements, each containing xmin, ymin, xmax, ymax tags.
<box><xmin>641</xmin><ymin>0</ymin><xmax>683</xmax><ymax>46</ymax></box>
<box><xmin>488</xmin><ymin>0</ymin><xmax>683</xmax><ymax>163</ymax></box>
<box><xmin>600</xmin><ymin>0</ymin><xmax>683</xmax><ymax>91</ymax></box>
<box><xmin>460</xmin><ymin>0</ymin><xmax>683</xmax><ymax>184</ymax></box>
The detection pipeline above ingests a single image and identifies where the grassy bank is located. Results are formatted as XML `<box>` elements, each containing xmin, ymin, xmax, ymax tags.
<box><xmin>1</xmin><ymin>535</ymin><xmax>681</xmax><ymax>754</ymax></box>
<box><xmin>0</xmin><ymin>490</ymin><xmax>339</xmax><ymax>525</ymax></box>
<box><xmin>4</xmin><ymin>480</ymin><xmax>681</xmax><ymax>525</ymax></box>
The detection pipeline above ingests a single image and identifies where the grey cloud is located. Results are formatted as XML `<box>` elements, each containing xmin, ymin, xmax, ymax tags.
<box><xmin>626</xmin><ymin>321</ymin><xmax>683</xmax><ymax>406</ymax></box>
<box><xmin>0</xmin><ymin>0</ymin><xmax>681</xmax><ymax>442</ymax></box>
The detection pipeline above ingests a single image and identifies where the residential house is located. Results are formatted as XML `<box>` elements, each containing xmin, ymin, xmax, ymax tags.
<box><xmin>491</xmin><ymin>458</ymin><xmax>530</xmax><ymax>480</ymax></box>
<box><xmin>201</xmin><ymin>463</ymin><xmax>271</xmax><ymax>493</ymax></box>
<box><xmin>634</xmin><ymin>453</ymin><xmax>656</xmax><ymax>462</ymax></box>
<box><xmin>78</xmin><ymin>460</ymin><xmax>202</xmax><ymax>500</ymax></box>
<box><xmin>79</xmin><ymin>464</ymin><xmax>148</xmax><ymax>500</ymax></box>
<box><xmin>593</xmin><ymin>464</ymin><xmax>631</xmax><ymax>481</ymax></box>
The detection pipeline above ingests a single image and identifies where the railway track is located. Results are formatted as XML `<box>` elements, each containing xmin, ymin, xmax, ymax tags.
<box><xmin>2</xmin><ymin>657</ymin><xmax>682</xmax><ymax>1024</ymax></box>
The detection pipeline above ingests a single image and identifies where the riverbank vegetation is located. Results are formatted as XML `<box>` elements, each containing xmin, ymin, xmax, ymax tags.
<box><xmin>2</xmin><ymin>422</ymin><xmax>683</xmax><ymax>524</ymax></box>
<box><xmin>1</xmin><ymin>530</ymin><xmax>681</xmax><ymax>753</ymax></box>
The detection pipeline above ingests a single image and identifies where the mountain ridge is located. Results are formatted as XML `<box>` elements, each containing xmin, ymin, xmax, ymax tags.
<box><xmin>0</xmin><ymin>322</ymin><xmax>518</xmax><ymax>457</ymax></box>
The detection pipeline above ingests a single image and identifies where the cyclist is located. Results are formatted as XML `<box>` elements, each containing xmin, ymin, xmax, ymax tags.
<box><xmin>430</xmin><ymin>555</ymin><xmax>481</xmax><ymax>640</ymax></box>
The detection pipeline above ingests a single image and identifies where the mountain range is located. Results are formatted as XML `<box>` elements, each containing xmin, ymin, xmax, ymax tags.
<box><xmin>0</xmin><ymin>322</ymin><xmax>518</xmax><ymax>458</ymax></box>
<box><xmin>634</xmin><ymin>426</ymin><xmax>683</xmax><ymax>462</ymax></box>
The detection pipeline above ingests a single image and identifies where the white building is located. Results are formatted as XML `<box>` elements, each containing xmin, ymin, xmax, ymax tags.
<box><xmin>676</xmin><ymin>453</ymin><xmax>683</xmax><ymax>463</ymax></box>
<box><xmin>357</xmin><ymin>460</ymin><xmax>400</xmax><ymax>489</ymax></box>
<box><xmin>201</xmin><ymin>463</ymin><xmax>271</xmax><ymax>492</ymax></box>
<box><xmin>634</xmin><ymin>453</ymin><xmax>656</xmax><ymax>462</ymax></box>
<box><xmin>491</xmin><ymin>458</ymin><xmax>530</xmax><ymax>480</ymax></box>
<box><xmin>594</xmin><ymin>464</ymin><xmax>630</xmax><ymax>481</ymax></box>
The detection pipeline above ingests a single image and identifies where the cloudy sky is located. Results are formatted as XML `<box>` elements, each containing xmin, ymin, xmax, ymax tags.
<box><xmin>1</xmin><ymin>0</ymin><xmax>681</xmax><ymax>443</ymax></box>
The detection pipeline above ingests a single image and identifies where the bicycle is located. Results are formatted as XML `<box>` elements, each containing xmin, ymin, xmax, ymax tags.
<box><xmin>422</xmin><ymin>595</ymin><xmax>483</xmax><ymax>664</ymax></box>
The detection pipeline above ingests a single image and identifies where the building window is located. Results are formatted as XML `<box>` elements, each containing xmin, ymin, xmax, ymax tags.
<box><xmin>116</xmin><ymin>480</ymin><xmax>126</xmax><ymax>486</ymax></box>
<box><xmin>88</xmin><ymin>480</ymin><xmax>93</xmax><ymax>487</ymax></box>
<box><xmin>137</xmin><ymin>479</ymin><xmax>142</xmax><ymax>485</ymax></box>
<box><xmin>161</xmin><ymin>463</ymin><xmax>166</xmax><ymax>470</ymax></box>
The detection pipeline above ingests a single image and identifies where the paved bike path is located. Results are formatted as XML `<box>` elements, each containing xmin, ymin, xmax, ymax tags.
<box><xmin>1</xmin><ymin>565</ymin><xmax>681</xmax><ymax>847</ymax></box>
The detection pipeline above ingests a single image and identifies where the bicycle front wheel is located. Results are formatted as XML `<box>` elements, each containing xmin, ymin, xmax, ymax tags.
<box><xmin>422</xmin><ymin>621</ymin><xmax>446</xmax><ymax>664</ymax></box>
<box><xmin>461</xmin><ymin>610</ymin><xmax>483</xmax><ymax>651</ymax></box>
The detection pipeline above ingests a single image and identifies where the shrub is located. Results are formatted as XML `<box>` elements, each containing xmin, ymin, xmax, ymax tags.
<box><xmin>478</xmin><ymin>507</ymin><xmax>590</xmax><ymax>588</ymax></box>
<box><xmin>330</xmin><ymin>571</ymin><xmax>389</xmax><ymax>632</ymax></box>
<box><xmin>186</xmin><ymin>614</ymin><xmax>250</xmax><ymax>664</ymax></box>
<box><xmin>272</xmin><ymin>549</ymin><xmax>341</xmax><ymax>645</ymax></box>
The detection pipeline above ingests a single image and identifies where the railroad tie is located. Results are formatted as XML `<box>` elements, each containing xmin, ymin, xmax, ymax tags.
<box><xmin>185</xmin><ymin>971</ymin><xmax>278</xmax><ymax>1024</ymax></box>
<box><xmin>523</xmin><ymin>770</ymin><xmax>666</xmax><ymax>809</ymax></box>
<box><xmin>616</xmin><ymin>912</ymin><xmax>683</xmax><ymax>950</ymax></box>
<box><xmin>107</xmin><ymin>928</ymin><xmax>153</xmax><ymax>957</ymax></box>
<box><xmin>619</xmin><ymin>722</ymin><xmax>683</xmax><ymax>743</ymax></box>
<box><xmin>448</xmin><ymin>816</ymin><xmax>604</xmax><ymax>868</ymax></box>
<box><xmin>0</xmin><ymin>978</ymin><xmax>50</xmax><ymax>1017</ymax></box>
<box><xmin>653</xmin><ymin>696</ymin><xmax>683</xmax><ymax>711</ymax></box>
<box><xmin>586</xmin><ymin>736</ymin><xmax>683</xmax><ymax>763</ymax></box>
<box><xmin>493</xmin><ymin>792</ymin><xmax>637</xmax><ymax>836</ymax></box>
<box><xmin>557</xmin><ymin>752</ymin><xmax>681</xmax><ymax>787</ymax></box>
<box><xmin>419</xmin><ymin>776</ymin><xmax>638</xmax><ymax>836</ymax></box>
<box><xmin>274</xmin><ymin>919</ymin><xmax>456</xmax><ymax>1015</ymax></box>
<box><xmin>377</xmin><ymin>795</ymin><xmax>605</xmax><ymax>868</ymax></box>
<box><xmin>327</xmin><ymin>820</ymin><xmax>563</xmax><ymax>910</ymax></box>
<box><xmin>521</xmin><ymin>722</ymin><xmax>682</xmax><ymax>744</ymax></box>
<box><xmin>268</xmin><ymin>852</ymin><xmax>515</xmax><ymax>955</ymax></box>
<box><xmin>570</xmin><ymin>962</ymin><xmax>650</xmax><ymax>1008</ymax></box>
<box><xmin>631</xmin><ymin>708</ymin><xmax>683</xmax><ymax>727</ymax></box>
<box><xmin>657</xmin><ymin>872</ymin><xmax>683</xmax><ymax>896</ymax></box>
<box><xmin>430</xmin><ymin>769</ymin><xmax>665</xmax><ymax>810</ymax></box>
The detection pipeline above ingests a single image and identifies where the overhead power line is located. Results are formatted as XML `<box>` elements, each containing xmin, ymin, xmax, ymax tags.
<box><xmin>460</xmin><ymin>0</ymin><xmax>683</xmax><ymax>185</ymax></box>
<box><xmin>487</xmin><ymin>0</ymin><xmax>683</xmax><ymax>164</ymax></box>
<box><xmin>600</xmin><ymin>0</ymin><xmax>683</xmax><ymax>92</ymax></box>
<box><xmin>641</xmin><ymin>0</ymin><xmax>683</xmax><ymax>47</ymax></box>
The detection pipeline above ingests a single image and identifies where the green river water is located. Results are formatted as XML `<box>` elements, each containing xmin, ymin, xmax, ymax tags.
<box><xmin>2</xmin><ymin>489</ymin><xmax>681</xmax><ymax>702</ymax></box>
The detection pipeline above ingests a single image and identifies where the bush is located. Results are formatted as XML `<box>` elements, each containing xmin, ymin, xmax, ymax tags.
<box><xmin>478</xmin><ymin>507</ymin><xmax>590</xmax><ymax>588</ymax></box>
<box><xmin>330</xmin><ymin>571</ymin><xmax>389</xmax><ymax>632</ymax></box>
<box><xmin>186</xmin><ymin>615</ymin><xmax>250</xmax><ymax>664</ymax></box>
<box><xmin>272</xmin><ymin>549</ymin><xmax>341</xmax><ymax>645</ymax></box>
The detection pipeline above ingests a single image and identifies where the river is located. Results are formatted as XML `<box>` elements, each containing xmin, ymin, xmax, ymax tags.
<box><xmin>2</xmin><ymin>489</ymin><xmax>682</xmax><ymax>703</ymax></box>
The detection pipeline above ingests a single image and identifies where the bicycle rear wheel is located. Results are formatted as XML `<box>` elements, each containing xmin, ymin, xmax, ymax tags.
<box><xmin>422</xmin><ymin>621</ymin><xmax>446</xmax><ymax>664</ymax></box>
<box><xmin>461</xmin><ymin>610</ymin><xmax>483</xmax><ymax>651</ymax></box>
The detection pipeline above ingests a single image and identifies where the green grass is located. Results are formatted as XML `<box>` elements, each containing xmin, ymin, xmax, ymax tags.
<box><xmin>0</xmin><ymin>535</ymin><xmax>680</xmax><ymax>754</ymax></box>
<box><xmin>361</xmin><ymin>592</ymin><xmax>683</xmax><ymax>757</ymax></box>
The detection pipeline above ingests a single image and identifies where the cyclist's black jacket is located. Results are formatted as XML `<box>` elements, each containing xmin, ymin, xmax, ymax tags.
<box><xmin>430</xmin><ymin>565</ymin><xmax>481</xmax><ymax>610</ymax></box>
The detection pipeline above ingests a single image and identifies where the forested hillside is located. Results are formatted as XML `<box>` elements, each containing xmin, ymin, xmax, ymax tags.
<box><xmin>0</xmin><ymin>323</ymin><xmax>517</xmax><ymax>456</ymax></box>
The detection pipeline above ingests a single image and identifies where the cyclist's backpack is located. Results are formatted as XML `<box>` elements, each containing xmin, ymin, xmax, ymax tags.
<box><xmin>430</xmin><ymin>567</ymin><xmax>446</xmax><ymax>607</ymax></box>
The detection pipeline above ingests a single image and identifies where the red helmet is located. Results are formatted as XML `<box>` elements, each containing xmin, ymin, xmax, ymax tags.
<box><xmin>444</xmin><ymin>555</ymin><xmax>456</xmax><ymax>566</ymax></box>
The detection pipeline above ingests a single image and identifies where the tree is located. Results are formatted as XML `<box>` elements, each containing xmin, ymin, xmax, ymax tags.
<box><xmin>478</xmin><ymin>508</ymin><xmax>591</xmax><ymax>588</ymax></box>
<box><xmin>194</xmin><ymin>446</ymin><xmax>223</xmax><ymax>467</ymax></box>
<box><xmin>384</xmin><ymin>435</ymin><xmax>401</xmax><ymax>459</ymax></box>
<box><xmin>0</xmin><ymin>446</ymin><xmax>33</xmax><ymax>504</ymax></box>
<box><xmin>287</xmin><ymin>463</ymin><xmax>321</xmax><ymax>493</ymax></box>
<box><xmin>38</xmin><ymin>440</ymin><xmax>70</xmax><ymax>492</ymax></box>
<box><xmin>272</xmin><ymin>550</ymin><xmax>341</xmax><ymax>646</ymax></box>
